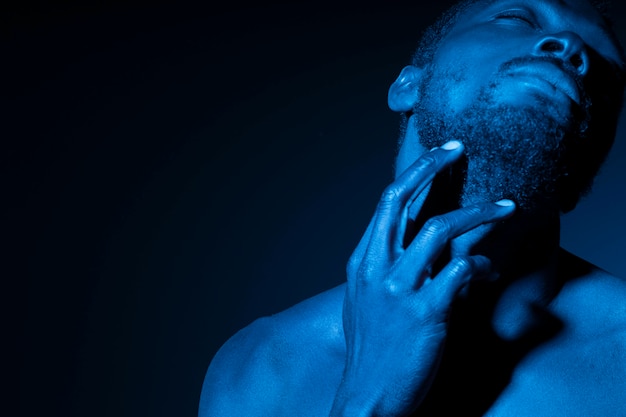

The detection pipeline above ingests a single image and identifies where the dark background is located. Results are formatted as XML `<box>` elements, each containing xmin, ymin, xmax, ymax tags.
<box><xmin>6</xmin><ymin>1</ymin><xmax>626</xmax><ymax>416</ymax></box>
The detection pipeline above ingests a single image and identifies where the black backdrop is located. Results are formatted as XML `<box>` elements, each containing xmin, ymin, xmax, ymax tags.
<box><xmin>6</xmin><ymin>1</ymin><xmax>626</xmax><ymax>416</ymax></box>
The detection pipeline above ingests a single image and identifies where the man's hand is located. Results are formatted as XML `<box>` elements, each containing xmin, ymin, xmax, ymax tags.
<box><xmin>330</xmin><ymin>141</ymin><xmax>516</xmax><ymax>416</ymax></box>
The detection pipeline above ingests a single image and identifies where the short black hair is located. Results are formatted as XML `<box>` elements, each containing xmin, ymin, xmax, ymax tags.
<box><xmin>411</xmin><ymin>0</ymin><xmax>476</xmax><ymax>68</ymax></box>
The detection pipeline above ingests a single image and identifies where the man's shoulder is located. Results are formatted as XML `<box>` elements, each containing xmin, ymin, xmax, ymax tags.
<box><xmin>542</xmin><ymin>250</ymin><xmax>626</xmax><ymax>407</ymax></box>
<box><xmin>489</xmin><ymin>251</ymin><xmax>626</xmax><ymax>416</ymax></box>
<box><xmin>555</xmin><ymin>249</ymin><xmax>626</xmax><ymax>337</ymax></box>
<box><xmin>520</xmin><ymin>310</ymin><xmax>626</xmax><ymax>415</ymax></box>
<box><xmin>199</xmin><ymin>284</ymin><xmax>346</xmax><ymax>416</ymax></box>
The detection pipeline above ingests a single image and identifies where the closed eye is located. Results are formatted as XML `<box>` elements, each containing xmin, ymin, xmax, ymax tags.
<box><xmin>494</xmin><ymin>9</ymin><xmax>538</xmax><ymax>29</ymax></box>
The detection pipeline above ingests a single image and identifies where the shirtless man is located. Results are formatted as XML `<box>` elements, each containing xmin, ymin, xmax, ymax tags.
<box><xmin>199</xmin><ymin>0</ymin><xmax>626</xmax><ymax>415</ymax></box>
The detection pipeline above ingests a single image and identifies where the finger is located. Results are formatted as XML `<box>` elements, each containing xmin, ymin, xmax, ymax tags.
<box><xmin>365</xmin><ymin>141</ymin><xmax>465</xmax><ymax>263</ymax></box>
<box><xmin>400</xmin><ymin>200</ymin><xmax>515</xmax><ymax>281</ymax></box>
<box><xmin>346</xmin><ymin>217</ymin><xmax>376</xmax><ymax>279</ymax></box>
<box><xmin>424</xmin><ymin>254</ymin><xmax>492</xmax><ymax>312</ymax></box>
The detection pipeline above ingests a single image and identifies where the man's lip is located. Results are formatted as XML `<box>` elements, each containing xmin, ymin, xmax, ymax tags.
<box><xmin>504</xmin><ymin>62</ymin><xmax>581</xmax><ymax>106</ymax></box>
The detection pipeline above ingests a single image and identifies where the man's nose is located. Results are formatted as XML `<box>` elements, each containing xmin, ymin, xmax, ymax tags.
<box><xmin>532</xmin><ymin>32</ymin><xmax>589</xmax><ymax>76</ymax></box>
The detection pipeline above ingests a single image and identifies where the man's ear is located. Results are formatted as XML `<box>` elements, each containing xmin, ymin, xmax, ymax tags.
<box><xmin>388</xmin><ymin>65</ymin><xmax>424</xmax><ymax>112</ymax></box>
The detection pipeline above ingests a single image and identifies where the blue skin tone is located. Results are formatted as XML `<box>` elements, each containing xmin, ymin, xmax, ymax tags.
<box><xmin>200</xmin><ymin>0</ymin><xmax>626</xmax><ymax>416</ymax></box>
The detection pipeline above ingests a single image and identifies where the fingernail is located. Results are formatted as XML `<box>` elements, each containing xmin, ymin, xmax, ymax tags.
<box><xmin>495</xmin><ymin>199</ymin><xmax>515</xmax><ymax>207</ymax></box>
<box><xmin>441</xmin><ymin>140</ymin><xmax>461</xmax><ymax>150</ymax></box>
<box><xmin>429</xmin><ymin>146</ymin><xmax>439</xmax><ymax>152</ymax></box>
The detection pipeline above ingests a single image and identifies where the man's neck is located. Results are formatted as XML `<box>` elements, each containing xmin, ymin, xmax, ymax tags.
<box><xmin>451</xmin><ymin>210</ymin><xmax>562</xmax><ymax>341</ymax></box>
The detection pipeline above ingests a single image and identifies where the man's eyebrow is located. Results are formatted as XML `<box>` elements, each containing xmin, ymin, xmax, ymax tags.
<box><xmin>480</xmin><ymin>0</ymin><xmax>501</xmax><ymax>7</ymax></box>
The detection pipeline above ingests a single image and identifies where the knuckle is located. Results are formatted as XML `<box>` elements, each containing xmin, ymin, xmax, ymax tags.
<box><xmin>462</xmin><ymin>204</ymin><xmax>486</xmax><ymax>217</ymax></box>
<box><xmin>382</xmin><ymin>279</ymin><xmax>402</xmax><ymax>296</ymax></box>
<box><xmin>346</xmin><ymin>253</ymin><xmax>360</xmax><ymax>278</ymax></box>
<box><xmin>411</xmin><ymin>293</ymin><xmax>441</xmax><ymax>321</ymax></box>
<box><xmin>379</xmin><ymin>184</ymin><xmax>403</xmax><ymax>205</ymax></box>
<box><xmin>422</xmin><ymin>216</ymin><xmax>452</xmax><ymax>236</ymax></box>
<box><xmin>449</xmin><ymin>256</ymin><xmax>475</xmax><ymax>275</ymax></box>
<box><xmin>415</xmin><ymin>153</ymin><xmax>438</xmax><ymax>171</ymax></box>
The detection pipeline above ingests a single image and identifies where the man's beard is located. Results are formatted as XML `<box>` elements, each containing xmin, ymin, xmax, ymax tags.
<box><xmin>413</xmin><ymin>63</ymin><xmax>591</xmax><ymax>213</ymax></box>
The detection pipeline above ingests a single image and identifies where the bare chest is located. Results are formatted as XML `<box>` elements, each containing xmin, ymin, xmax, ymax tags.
<box><xmin>482</xmin><ymin>332</ymin><xmax>626</xmax><ymax>417</ymax></box>
<box><xmin>401</xmin><ymin>321</ymin><xmax>626</xmax><ymax>416</ymax></box>
<box><xmin>277</xmin><ymin>329</ymin><xmax>626</xmax><ymax>417</ymax></box>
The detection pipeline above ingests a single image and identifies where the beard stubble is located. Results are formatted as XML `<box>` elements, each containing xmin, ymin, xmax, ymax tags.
<box><xmin>412</xmin><ymin>64</ymin><xmax>590</xmax><ymax>213</ymax></box>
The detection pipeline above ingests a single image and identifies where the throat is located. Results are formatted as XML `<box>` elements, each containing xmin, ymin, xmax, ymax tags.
<box><xmin>450</xmin><ymin>209</ymin><xmax>563</xmax><ymax>341</ymax></box>
<box><xmin>414</xmin><ymin>275</ymin><xmax>563</xmax><ymax>417</ymax></box>
<box><xmin>489</xmin><ymin>263</ymin><xmax>561</xmax><ymax>341</ymax></box>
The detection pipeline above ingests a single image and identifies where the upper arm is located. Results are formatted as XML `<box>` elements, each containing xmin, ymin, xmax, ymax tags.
<box><xmin>198</xmin><ymin>317</ymin><xmax>285</xmax><ymax>417</ymax></box>
<box><xmin>198</xmin><ymin>285</ymin><xmax>347</xmax><ymax>417</ymax></box>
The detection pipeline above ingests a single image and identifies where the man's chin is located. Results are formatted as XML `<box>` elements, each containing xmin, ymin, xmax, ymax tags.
<box><xmin>416</xmin><ymin>103</ymin><xmax>570</xmax><ymax>213</ymax></box>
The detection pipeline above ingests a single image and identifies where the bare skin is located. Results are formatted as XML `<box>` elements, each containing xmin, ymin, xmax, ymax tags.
<box><xmin>201</xmin><ymin>269</ymin><xmax>626</xmax><ymax>416</ymax></box>
<box><xmin>199</xmin><ymin>147</ymin><xmax>626</xmax><ymax>416</ymax></box>
<box><xmin>199</xmin><ymin>0</ymin><xmax>626</xmax><ymax>415</ymax></box>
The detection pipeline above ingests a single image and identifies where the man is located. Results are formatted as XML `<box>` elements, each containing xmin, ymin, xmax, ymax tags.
<box><xmin>199</xmin><ymin>0</ymin><xmax>626</xmax><ymax>415</ymax></box>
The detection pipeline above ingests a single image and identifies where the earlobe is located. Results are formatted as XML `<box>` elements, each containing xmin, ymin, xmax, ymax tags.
<box><xmin>388</xmin><ymin>65</ymin><xmax>423</xmax><ymax>112</ymax></box>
